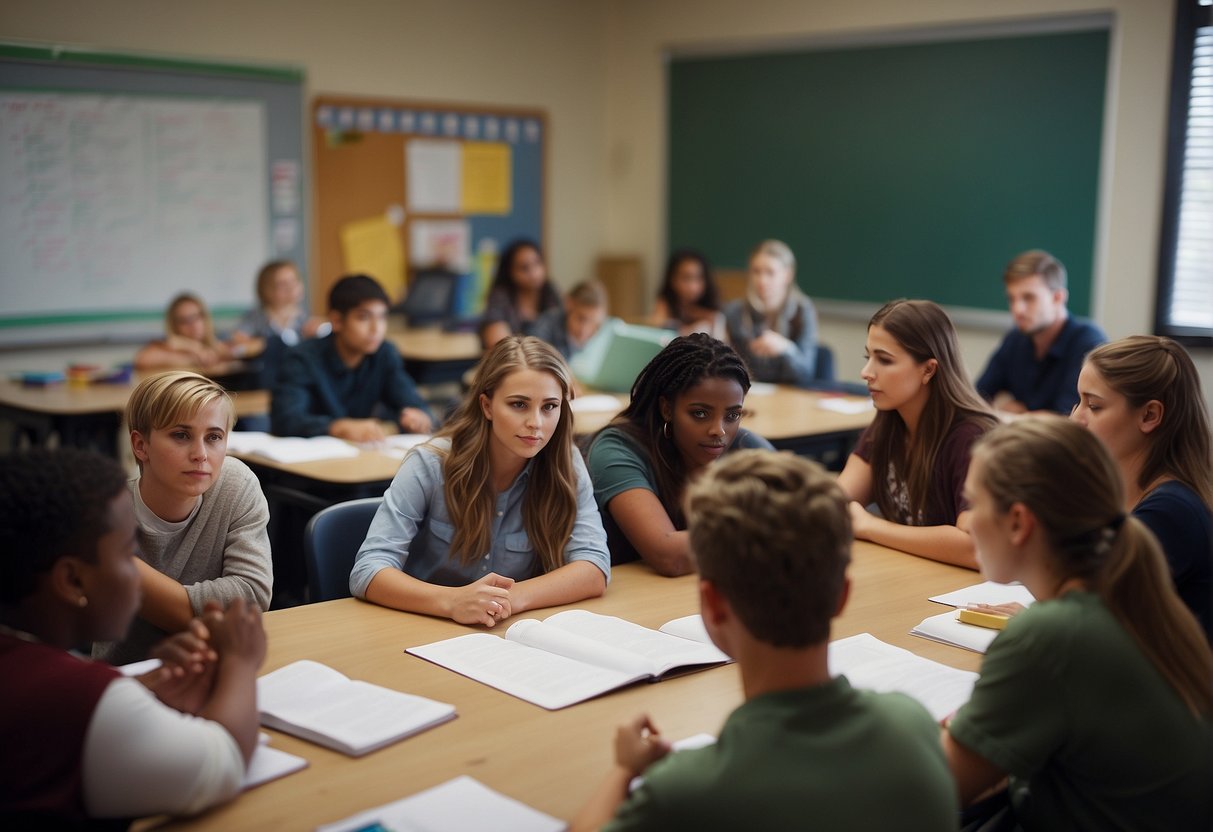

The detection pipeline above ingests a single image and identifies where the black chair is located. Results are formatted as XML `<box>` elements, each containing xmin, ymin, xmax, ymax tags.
<box><xmin>303</xmin><ymin>497</ymin><xmax>383</xmax><ymax>602</ymax></box>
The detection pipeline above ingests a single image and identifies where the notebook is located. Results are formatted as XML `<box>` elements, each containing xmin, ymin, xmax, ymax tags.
<box><xmin>569</xmin><ymin>320</ymin><xmax>672</xmax><ymax>392</ymax></box>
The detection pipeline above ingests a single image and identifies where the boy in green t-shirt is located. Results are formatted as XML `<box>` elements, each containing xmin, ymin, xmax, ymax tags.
<box><xmin>571</xmin><ymin>450</ymin><xmax>956</xmax><ymax>832</ymax></box>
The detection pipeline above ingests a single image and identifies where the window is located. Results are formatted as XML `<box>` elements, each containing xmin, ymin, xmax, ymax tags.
<box><xmin>1157</xmin><ymin>0</ymin><xmax>1213</xmax><ymax>343</ymax></box>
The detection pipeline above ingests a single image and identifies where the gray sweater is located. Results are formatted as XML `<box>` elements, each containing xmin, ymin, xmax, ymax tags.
<box><xmin>94</xmin><ymin>457</ymin><xmax>272</xmax><ymax>665</ymax></box>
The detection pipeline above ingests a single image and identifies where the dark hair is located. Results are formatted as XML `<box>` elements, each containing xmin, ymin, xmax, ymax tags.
<box><xmin>491</xmin><ymin>239</ymin><xmax>561</xmax><ymax>307</ymax></box>
<box><xmin>688</xmin><ymin>451</ymin><xmax>851</xmax><ymax>647</ymax></box>
<box><xmin>328</xmin><ymin>274</ymin><xmax>390</xmax><ymax>314</ymax></box>
<box><xmin>659</xmin><ymin>249</ymin><xmax>718</xmax><ymax>315</ymax></box>
<box><xmin>0</xmin><ymin>449</ymin><xmax>129</xmax><ymax>605</ymax></box>
<box><xmin>865</xmin><ymin>299</ymin><xmax>997</xmax><ymax>522</ymax></box>
<box><xmin>1003</xmin><ymin>249</ymin><xmax>1067</xmax><ymax>292</ymax></box>
<box><xmin>608</xmin><ymin>333</ymin><xmax>751</xmax><ymax>528</ymax></box>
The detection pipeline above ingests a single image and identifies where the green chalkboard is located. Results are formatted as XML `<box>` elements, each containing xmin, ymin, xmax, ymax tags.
<box><xmin>668</xmin><ymin>29</ymin><xmax>1108</xmax><ymax>315</ymax></box>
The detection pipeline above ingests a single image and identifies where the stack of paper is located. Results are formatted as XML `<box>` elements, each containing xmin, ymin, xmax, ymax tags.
<box><xmin>317</xmin><ymin>776</ymin><xmax>563</xmax><ymax>832</ymax></box>
<box><xmin>242</xmin><ymin>733</ymin><xmax>308</xmax><ymax>790</ymax></box>
<box><xmin>375</xmin><ymin>433</ymin><xmax>431</xmax><ymax>459</ymax></box>
<box><xmin>408</xmin><ymin>610</ymin><xmax>731</xmax><ymax>710</ymax></box>
<box><xmin>828</xmin><ymin>633</ymin><xmax>978</xmax><ymax>720</ymax></box>
<box><xmin>257</xmin><ymin>660</ymin><xmax>456</xmax><ymax>756</ymax></box>
<box><xmin>928</xmin><ymin>580</ymin><xmax>1035</xmax><ymax>609</ymax></box>
<box><xmin>227</xmin><ymin>432</ymin><xmax>361</xmax><ymax>463</ymax></box>
<box><xmin>817</xmin><ymin>397</ymin><xmax>873</xmax><ymax>414</ymax></box>
<box><xmin>910</xmin><ymin>610</ymin><xmax>1001</xmax><ymax>654</ymax></box>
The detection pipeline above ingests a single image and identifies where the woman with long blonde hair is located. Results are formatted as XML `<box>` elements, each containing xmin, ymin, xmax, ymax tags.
<box><xmin>838</xmin><ymin>299</ymin><xmax>998</xmax><ymax>567</ymax></box>
<box><xmin>945</xmin><ymin>417</ymin><xmax>1211</xmax><ymax>829</ymax></box>
<box><xmin>351</xmin><ymin>336</ymin><xmax>609</xmax><ymax>625</ymax></box>
<box><xmin>1072</xmin><ymin>335</ymin><xmax>1213</xmax><ymax>639</ymax></box>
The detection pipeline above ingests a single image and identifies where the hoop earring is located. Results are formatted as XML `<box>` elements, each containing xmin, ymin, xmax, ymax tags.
<box><xmin>77</xmin><ymin>595</ymin><xmax>88</xmax><ymax>608</ymax></box>
<box><xmin>663</xmin><ymin>421</ymin><xmax>671</xmax><ymax>440</ymax></box>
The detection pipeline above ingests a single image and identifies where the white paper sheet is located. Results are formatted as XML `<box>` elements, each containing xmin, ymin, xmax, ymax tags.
<box><xmin>928</xmin><ymin>580</ymin><xmax>1035</xmax><ymax>609</ymax></box>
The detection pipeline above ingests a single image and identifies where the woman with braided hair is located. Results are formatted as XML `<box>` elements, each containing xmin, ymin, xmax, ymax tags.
<box><xmin>1070</xmin><ymin>335</ymin><xmax>1213</xmax><ymax>640</ymax></box>
<box><xmin>944</xmin><ymin>416</ymin><xmax>1211</xmax><ymax>830</ymax></box>
<box><xmin>586</xmin><ymin>333</ymin><xmax>772</xmax><ymax>576</ymax></box>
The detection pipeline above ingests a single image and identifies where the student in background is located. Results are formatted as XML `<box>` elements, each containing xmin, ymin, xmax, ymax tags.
<box><xmin>479</xmin><ymin>238</ymin><xmax>563</xmax><ymax>350</ymax></box>
<box><xmin>838</xmin><ymin>299</ymin><xmax>997</xmax><ymax>568</ymax></box>
<box><xmin>648</xmin><ymin>249</ymin><xmax>724</xmax><ymax>338</ymax></box>
<box><xmin>571</xmin><ymin>451</ymin><xmax>956</xmax><ymax>832</ymax></box>
<box><xmin>976</xmin><ymin>249</ymin><xmax>1106</xmax><ymax>415</ymax></box>
<box><xmin>945</xmin><ymin>418</ymin><xmax>1211</xmax><ymax>830</ymax></box>
<box><xmin>351</xmin><ymin>336</ymin><xmax>609</xmax><ymax>626</ymax></box>
<box><xmin>93</xmin><ymin>371</ymin><xmax>272</xmax><ymax>665</ymax></box>
<box><xmin>272</xmin><ymin>274</ymin><xmax>434</xmax><ymax>441</ymax></box>
<box><xmin>529</xmin><ymin>279</ymin><xmax>609</xmax><ymax>361</ymax></box>
<box><xmin>1070</xmin><ymin>336</ymin><xmax>1213</xmax><ymax>640</ymax></box>
<box><xmin>134</xmin><ymin>292</ymin><xmax>237</xmax><ymax>370</ymax></box>
<box><xmin>723</xmin><ymin>239</ymin><xmax>818</xmax><ymax>387</ymax></box>
<box><xmin>231</xmin><ymin>260</ymin><xmax>327</xmax><ymax>350</ymax></box>
<box><xmin>0</xmin><ymin>448</ymin><xmax>266</xmax><ymax>824</ymax></box>
<box><xmin>586</xmin><ymin>333</ymin><xmax>772</xmax><ymax>576</ymax></box>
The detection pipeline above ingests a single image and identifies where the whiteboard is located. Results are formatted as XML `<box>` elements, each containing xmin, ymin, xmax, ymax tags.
<box><xmin>0</xmin><ymin>92</ymin><xmax>268</xmax><ymax>317</ymax></box>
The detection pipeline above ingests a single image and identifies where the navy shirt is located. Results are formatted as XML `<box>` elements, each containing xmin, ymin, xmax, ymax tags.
<box><xmin>271</xmin><ymin>334</ymin><xmax>432</xmax><ymax>437</ymax></box>
<box><xmin>976</xmin><ymin>316</ymin><xmax>1106</xmax><ymax>414</ymax></box>
<box><xmin>1134</xmin><ymin>480</ymin><xmax>1213</xmax><ymax>642</ymax></box>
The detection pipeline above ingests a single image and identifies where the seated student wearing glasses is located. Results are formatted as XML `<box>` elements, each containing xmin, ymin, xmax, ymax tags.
<box><xmin>272</xmin><ymin>274</ymin><xmax>435</xmax><ymax>442</ymax></box>
<box><xmin>975</xmin><ymin>250</ymin><xmax>1106</xmax><ymax>416</ymax></box>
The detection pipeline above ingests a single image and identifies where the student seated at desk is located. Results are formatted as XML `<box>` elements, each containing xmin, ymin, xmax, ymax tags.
<box><xmin>94</xmin><ymin>371</ymin><xmax>272</xmax><ymax>665</ymax></box>
<box><xmin>945</xmin><ymin>418</ymin><xmax>1211</xmax><ymax>831</ymax></box>
<box><xmin>723</xmin><ymin>239</ymin><xmax>818</xmax><ymax>387</ymax></box>
<box><xmin>271</xmin><ymin>274</ymin><xmax>434</xmax><ymax>441</ymax></box>
<box><xmin>479</xmin><ymin>238</ymin><xmax>563</xmax><ymax>350</ymax></box>
<box><xmin>350</xmin><ymin>336</ymin><xmax>609</xmax><ymax>626</ymax></box>
<box><xmin>134</xmin><ymin>293</ymin><xmax>239</xmax><ymax>371</ymax></box>
<box><xmin>571</xmin><ymin>451</ymin><xmax>957</xmax><ymax>832</ymax></box>
<box><xmin>229</xmin><ymin>260</ymin><xmax>329</xmax><ymax>388</ymax></box>
<box><xmin>647</xmin><ymin>248</ymin><xmax>724</xmax><ymax>338</ymax></box>
<box><xmin>838</xmin><ymin>300</ymin><xmax>997</xmax><ymax>569</ymax></box>
<box><xmin>0</xmin><ymin>448</ymin><xmax>266</xmax><ymax>825</ymax></box>
<box><xmin>586</xmin><ymin>333</ymin><xmax>772</xmax><ymax>576</ymax></box>
<box><xmin>528</xmin><ymin>279</ymin><xmax>609</xmax><ymax>361</ymax></box>
<box><xmin>1070</xmin><ymin>336</ymin><xmax>1213</xmax><ymax>640</ymax></box>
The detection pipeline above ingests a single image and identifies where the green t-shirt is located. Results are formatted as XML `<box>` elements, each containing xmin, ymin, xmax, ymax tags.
<box><xmin>605</xmin><ymin>676</ymin><xmax>956</xmax><ymax>831</ymax></box>
<box><xmin>949</xmin><ymin>591</ymin><xmax>1213</xmax><ymax>831</ymax></box>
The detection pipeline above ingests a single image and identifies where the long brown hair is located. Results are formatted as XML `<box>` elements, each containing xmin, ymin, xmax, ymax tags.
<box><xmin>604</xmin><ymin>333</ymin><xmax>751</xmax><ymax>529</ymax></box>
<box><xmin>432</xmin><ymin>336</ymin><xmax>577</xmax><ymax>572</ymax></box>
<box><xmin>865</xmin><ymin>299</ymin><xmax>997</xmax><ymax>522</ymax></box>
<box><xmin>974</xmin><ymin>417</ymin><xmax>1212</xmax><ymax>717</ymax></box>
<box><xmin>1085</xmin><ymin>336</ymin><xmax>1213</xmax><ymax>510</ymax></box>
<box><xmin>164</xmin><ymin>292</ymin><xmax>219</xmax><ymax>347</ymax></box>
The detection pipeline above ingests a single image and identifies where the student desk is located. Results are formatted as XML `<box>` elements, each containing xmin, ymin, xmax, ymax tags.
<box><xmin>0</xmin><ymin>378</ymin><xmax>269</xmax><ymax>456</ymax></box>
<box><xmin>146</xmin><ymin>543</ymin><xmax>980</xmax><ymax>831</ymax></box>
<box><xmin>385</xmin><ymin>324</ymin><xmax>482</xmax><ymax>386</ymax></box>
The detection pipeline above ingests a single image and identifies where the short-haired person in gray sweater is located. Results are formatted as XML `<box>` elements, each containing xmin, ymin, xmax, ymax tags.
<box><xmin>94</xmin><ymin>371</ymin><xmax>272</xmax><ymax>665</ymax></box>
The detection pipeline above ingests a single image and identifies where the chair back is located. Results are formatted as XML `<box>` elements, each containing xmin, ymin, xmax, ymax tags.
<box><xmin>304</xmin><ymin>497</ymin><xmax>383</xmax><ymax>602</ymax></box>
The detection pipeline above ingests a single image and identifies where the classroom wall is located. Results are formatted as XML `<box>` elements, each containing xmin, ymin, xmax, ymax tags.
<box><xmin>601</xmin><ymin>0</ymin><xmax>1213</xmax><ymax>409</ymax></box>
<box><xmin>1</xmin><ymin>0</ymin><xmax>611</xmax><ymax>300</ymax></box>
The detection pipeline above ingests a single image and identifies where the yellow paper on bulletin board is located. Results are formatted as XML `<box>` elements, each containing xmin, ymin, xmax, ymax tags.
<box><xmin>339</xmin><ymin>215</ymin><xmax>406</xmax><ymax>298</ymax></box>
<box><xmin>461</xmin><ymin>141</ymin><xmax>512</xmax><ymax>215</ymax></box>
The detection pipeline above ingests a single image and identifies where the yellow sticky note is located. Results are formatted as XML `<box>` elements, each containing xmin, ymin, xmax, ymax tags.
<box><xmin>461</xmin><ymin>141</ymin><xmax>512</xmax><ymax>215</ymax></box>
<box><xmin>339</xmin><ymin>215</ymin><xmax>406</xmax><ymax>299</ymax></box>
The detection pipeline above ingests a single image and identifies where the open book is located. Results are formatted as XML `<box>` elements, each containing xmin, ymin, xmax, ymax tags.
<box><xmin>257</xmin><ymin>660</ymin><xmax>456</xmax><ymax>756</ymax></box>
<box><xmin>407</xmin><ymin>610</ymin><xmax>731</xmax><ymax>710</ymax></box>
<box><xmin>317</xmin><ymin>775</ymin><xmax>563</xmax><ymax>832</ymax></box>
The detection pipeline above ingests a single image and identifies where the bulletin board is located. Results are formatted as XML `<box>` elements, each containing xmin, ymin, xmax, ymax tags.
<box><xmin>312</xmin><ymin>95</ymin><xmax>545</xmax><ymax>314</ymax></box>
<box><xmin>0</xmin><ymin>43</ymin><xmax>306</xmax><ymax>345</ymax></box>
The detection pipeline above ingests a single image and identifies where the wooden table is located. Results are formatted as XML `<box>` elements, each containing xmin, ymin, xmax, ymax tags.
<box><xmin>0</xmin><ymin>378</ymin><xmax>269</xmax><ymax>456</ymax></box>
<box><xmin>147</xmin><ymin>544</ymin><xmax>980</xmax><ymax>830</ymax></box>
<box><xmin>386</xmin><ymin>324</ymin><xmax>482</xmax><ymax>386</ymax></box>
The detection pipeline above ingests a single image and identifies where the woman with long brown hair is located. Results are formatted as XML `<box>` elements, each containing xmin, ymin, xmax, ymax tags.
<box><xmin>837</xmin><ymin>299</ymin><xmax>998</xmax><ymax>567</ymax></box>
<box><xmin>945</xmin><ymin>417</ymin><xmax>1211</xmax><ymax>829</ymax></box>
<box><xmin>1072</xmin><ymin>335</ymin><xmax>1213</xmax><ymax>639</ymax></box>
<box><xmin>351</xmin><ymin>336</ymin><xmax>609</xmax><ymax>626</ymax></box>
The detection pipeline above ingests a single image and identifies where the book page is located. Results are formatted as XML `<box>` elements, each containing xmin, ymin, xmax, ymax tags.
<box><xmin>828</xmin><ymin>633</ymin><xmax>978</xmax><ymax>721</ymax></box>
<box><xmin>258</xmin><ymin>659</ymin><xmax>349</xmax><ymax>713</ymax></box>
<box><xmin>928</xmin><ymin>580</ymin><xmax>1036</xmax><ymax>608</ymax></box>
<box><xmin>659</xmin><ymin>614</ymin><xmax>715</xmax><ymax>646</ymax></box>
<box><xmin>541</xmin><ymin>610</ymin><xmax>729</xmax><ymax>675</ymax></box>
<box><xmin>505</xmin><ymin>618</ymin><xmax>659</xmax><ymax>677</ymax></box>
<box><xmin>317</xmin><ymin>775</ymin><xmax>564</xmax><ymax>832</ymax></box>
<box><xmin>408</xmin><ymin>633</ymin><xmax>644</xmax><ymax>710</ymax></box>
<box><xmin>909</xmin><ymin>610</ymin><xmax>1000</xmax><ymax>654</ymax></box>
<box><xmin>241</xmin><ymin>744</ymin><xmax>308</xmax><ymax>790</ymax></box>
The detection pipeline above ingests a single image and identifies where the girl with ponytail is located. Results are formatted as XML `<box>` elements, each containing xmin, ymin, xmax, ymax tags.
<box><xmin>944</xmin><ymin>417</ymin><xmax>1211</xmax><ymax>830</ymax></box>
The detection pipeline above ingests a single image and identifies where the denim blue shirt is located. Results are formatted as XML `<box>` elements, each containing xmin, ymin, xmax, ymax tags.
<box><xmin>349</xmin><ymin>438</ymin><xmax>610</xmax><ymax>596</ymax></box>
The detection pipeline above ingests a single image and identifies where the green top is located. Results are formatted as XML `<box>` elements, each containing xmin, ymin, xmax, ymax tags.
<box><xmin>605</xmin><ymin>676</ymin><xmax>956</xmax><ymax>832</ymax></box>
<box><xmin>949</xmin><ymin>591</ymin><xmax>1213</xmax><ymax>832</ymax></box>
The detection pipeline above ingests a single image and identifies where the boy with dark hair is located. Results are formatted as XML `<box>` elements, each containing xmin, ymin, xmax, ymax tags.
<box><xmin>272</xmin><ymin>274</ymin><xmax>435</xmax><ymax>441</ymax></box>
<box><xmin>572</xmin><ymin>450</ymin><xmax>956</xmax><ymax>831</ymax></box>
<box><xmin>529</xmin><ymin>279</ymin><xmax>610</xmax><ymax>360</ymax></box>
